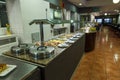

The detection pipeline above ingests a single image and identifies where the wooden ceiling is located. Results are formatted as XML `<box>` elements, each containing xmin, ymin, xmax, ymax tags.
<box><xmin>68</xmin><ymin>0</ymin><xmax>120</xmax><ymax>15</ymax></box>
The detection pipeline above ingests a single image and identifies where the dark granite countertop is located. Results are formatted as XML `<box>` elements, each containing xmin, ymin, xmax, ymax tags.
<box><xmin>0</xmin><ymin>56</ymin><xmax>37</xmax><ymax>80</ymax></box>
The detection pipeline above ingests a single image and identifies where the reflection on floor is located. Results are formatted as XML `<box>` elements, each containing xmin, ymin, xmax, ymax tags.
<box><xmin>71</xmin><ymin>26</ymin><xmax>120</xmax><ymax>80</ymax></box>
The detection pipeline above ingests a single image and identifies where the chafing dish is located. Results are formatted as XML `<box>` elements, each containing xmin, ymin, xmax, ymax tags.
<box><xmin>29</xmin><ymin>46</ymin><xmax>54</xmax><ymax>60</ymax></box>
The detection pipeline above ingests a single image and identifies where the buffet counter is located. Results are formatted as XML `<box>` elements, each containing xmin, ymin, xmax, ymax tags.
<box><xmin>84</xmin><ymin>31</ymin><xmax>96</xmax><ymax>52</ymax></box>
<box><xmin>80</xmin><ymin>27</ymin><xmax>96</xmax><ymax>52</ymax></box>
<box><xmin>3</xmin><ymin>32</ymin><xmax>85</xmax><ymax>80</ymax></box>
<box><xmin>0</xmin><ymin>56</ymin><xmax>40</xmax><ymax>80</ymax></box>
<box><xmin>4</xmin><ymin>33</ymin><xmax>84</xmax><ymax>66</ymax></box>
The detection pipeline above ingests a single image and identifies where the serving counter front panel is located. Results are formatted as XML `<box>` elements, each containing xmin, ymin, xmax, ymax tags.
<box><xmin>41</xmin><ymin>34</ymin><xmax>85</xmax><ymax>80</ymax></box>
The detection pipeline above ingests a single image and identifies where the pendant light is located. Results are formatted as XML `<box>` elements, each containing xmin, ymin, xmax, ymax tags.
<box><xmin>113</xmin><ymin>0</ymin><xmax>120</xmax><ymax>4</ymax></box>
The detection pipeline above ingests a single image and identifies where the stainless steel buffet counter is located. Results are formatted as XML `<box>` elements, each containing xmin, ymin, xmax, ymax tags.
<box><xmin>0</xmin><ymin>56</ymin><xmax>40</xmax><ymax>80</ymax></box>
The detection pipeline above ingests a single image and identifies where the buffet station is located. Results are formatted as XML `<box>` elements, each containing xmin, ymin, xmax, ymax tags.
<box><xmin>2</xmin><ymin>19</ymin><xmax>85</xmax><ymax>80</ymax></box>
<box><xmin>80</xmin><ymin>25</ymin><xmax>96</xmax><ymax>52</ymax></box>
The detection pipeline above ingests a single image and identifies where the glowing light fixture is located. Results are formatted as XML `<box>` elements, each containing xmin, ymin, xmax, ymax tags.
<box><xmin>79</xmin><ymin>3</ymin><xmax>82</xmax><ymax>6</ymax></box>
<box><xmin>104</xmin><ymin>13</ymin><xmax>107</xmax><ymax>16</ymax></box>
<box><xmin>114</xmin><ymin>9</ymin><xmax>119</xmax><ymax>13</ymax></box>
<box><xmin>113</xmin><ymin>0</ymin><xmax>120</xmax><ymax>4</ymax></box>
<box><xmin>71</xmin><ymin>20</ymin><xmax>74</xmax><ymax>23</ymax></box>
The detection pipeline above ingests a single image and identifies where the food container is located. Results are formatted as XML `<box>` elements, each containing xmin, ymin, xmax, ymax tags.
<box><xmin>29</xmin><ymin>46</ymin><xmax>54</xmax><ymax>60</ymax></box>
<box><xmin>11</xmin><ymin>46</ymin><xmax>24</xmax><ymax>55</ymax></box>
<box><xmin>18</xmin><ymin>43</ymin><xmax>30</xmax><ymax>54</ymax></box>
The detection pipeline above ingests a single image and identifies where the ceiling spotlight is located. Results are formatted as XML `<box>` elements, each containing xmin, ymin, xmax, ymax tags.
<box><xmin>113</xmin><ymin>0</ymin><xmax>120</xmax><ymax>4</ymax></box>
<box><xmin>114</xmin><ymin>9</ymin><xmax>119</xmax><ymax>13</ymax></box>
<box><xmin>71</xmin><ymin>20</ymin><xmax>74</xmax><ymax>23</ymax></box>
<box><xmin>104</xmin><ymin>13</ymin><xmax>107</xmax><ymax>16</ymax></box>
<box><xmin>79</xmin><ymin>3</ymin><xmax>82</xmax><ymax>6</ymax></box>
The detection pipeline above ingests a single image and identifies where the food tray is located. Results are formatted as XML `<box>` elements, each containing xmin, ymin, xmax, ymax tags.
<box><xmin>0</xmin><ymin>64</ymin><xmax>17</xmax><ymax>77</ymax></box>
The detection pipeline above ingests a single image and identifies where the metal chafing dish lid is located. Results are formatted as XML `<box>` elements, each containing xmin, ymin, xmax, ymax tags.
<box><xmin>29</xmin><ymin>46</ymin><xmax>54</xmax><ymax>59</ymax></box>
<box><xmin>11</xmin><ymin>46</ymin><xmax>24</xmax><ymax>55</ymax></box>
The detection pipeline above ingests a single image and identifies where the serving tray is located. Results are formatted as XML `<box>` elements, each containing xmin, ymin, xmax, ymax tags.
<box><xmin>0</xmin><ymin>64</ymin><xmax>17</xmax><ymax>77</ymax></box>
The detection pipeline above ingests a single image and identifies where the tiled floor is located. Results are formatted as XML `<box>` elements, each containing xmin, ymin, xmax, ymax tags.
<box><xmin>71</xmin><ymin>26</ymin><xmax>120</xmax><ymax>80</ymax></box>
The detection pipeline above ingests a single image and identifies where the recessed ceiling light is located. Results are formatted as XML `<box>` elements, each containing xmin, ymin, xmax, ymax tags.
<box><xmin>71</xmin><ymin>20</ymin><xmax>74</xmax><ymax>23</ymax></box>
<box><xmin>113</xmin><ymin>0</ymin><xmax>120</xmax><ymax>4</ymax></box>
<box><xmin>104</xmin><ymin>13</ymin><xmax>107</xmax><ymax>16</ymax></box>
<box><xmin>114</xmin><ymin>9</ymin><xmax>119</xmax><ymax>13</ymax></box>
<box><xmin>79</xmin><ymin>3</ymin><xmax>82</xmax><ymax>6</ymax></box>
<box><xmin>114</xmin><ymin>9</ymin><xmax>119</xmax><ymax>11</ymax></box>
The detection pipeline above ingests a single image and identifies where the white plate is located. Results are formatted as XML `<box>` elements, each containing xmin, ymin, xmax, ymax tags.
<box><xmin>58</xmin><ymin>43</ymin><xmax>69</xmax><ymax>48</ymax></box>
<box><xmin>65</xmin><ymin>40</ymin><xmax>75</xmax><ymax>44</ymax></box>
<box><xmin>0</xmin><ymin>64</ymin><xmax>17</xmax><ymax>77</ymax></box>
<box><xmin>69</xmin><ymin>37</ymin><xmax>78</xmax><ymax>41</ymax></box>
